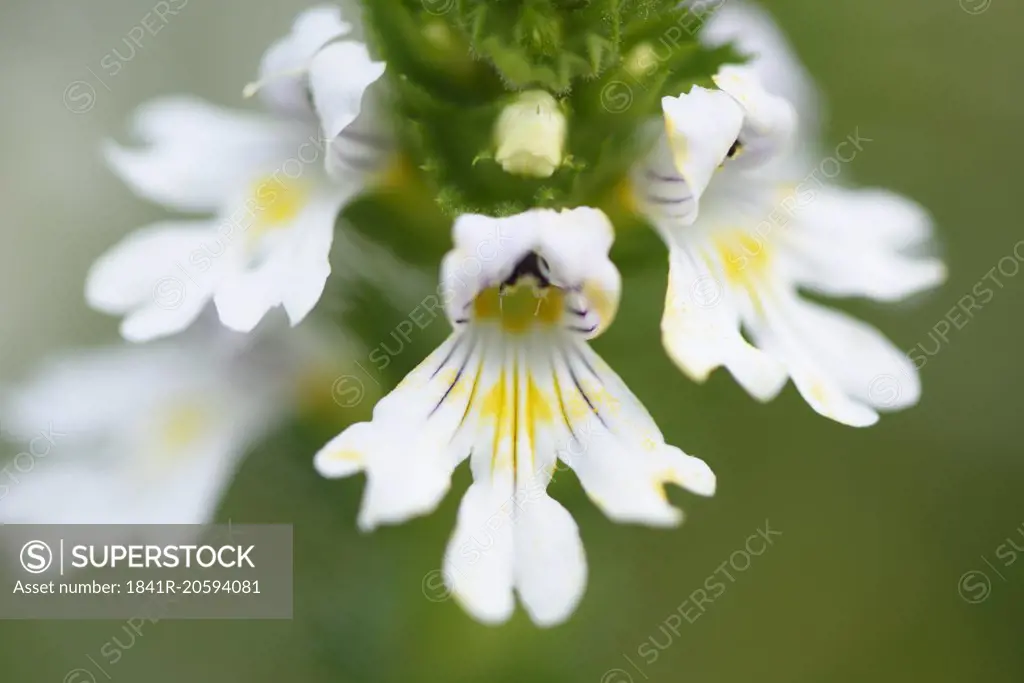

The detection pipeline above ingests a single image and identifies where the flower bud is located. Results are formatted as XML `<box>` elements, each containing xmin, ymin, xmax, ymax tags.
<box><xmin>494</xmin><ymin>90</ymin><xmax>566</xmax><ymax>178</ymax></box>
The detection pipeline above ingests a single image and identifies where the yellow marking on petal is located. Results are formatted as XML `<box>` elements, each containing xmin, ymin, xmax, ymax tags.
<box><xmin>480</xmin><ymin>374</ymin><xmax>505</xmax><ymax>417</ymax></box>
<box><xmin>482</xmin><ymin>370</ymin><xmax>513</xmax><ymax>472</ymax></box>
<box><xmin>454</xmin><ymin>354</ymin><xmax>486</xmax><ymax>433</ymax></box>
<box><xmin>665</xmin><ymin>114</ymin><xmax>689</xmax><ymax>171</ymax></box>
<box><xmin>582</xmin><ymin>283</ymin><xmax>618</xmax><ymax>334</ymax></box>
<box><xmin>713</xmin><ymin>230</ymin><xmax>775</xmax><ymax>315</ymax></box>
<box><xmin>512</xmin><ymin>353</ymin><xmax>520</xmax><ymax>473</ymax></box>
<box><xmin>247</xmin><ymin>175</ymin><xmax>309</xmax><ymax>245</ymax></box>
<box><xmin>563</xmin><ymin>392</ymin><xmax>593</xmax><ymax>422</ymax></box>
<box><xmin>715</xmin><ymin>231</ymin><xmax>771</xmax><ymax>284</ymax></box>
<box><xmin>551</xmin><ymin>365</ymin><xmax>578</xmax><ymax>436</ymax></box>
<box><xmin>616</xmin><ymin>177</ymin><xmax>639</xmax><ymax>216</ymax></box>
<box><xmin>479</xmin><ymin>363</ymin><xmax>555</xmax><ymax>477</ymax></box>
<box><xmin>591</xmin><ymin>384</ymin><xmax>622</xmax><ymax>416</ymax></box>
<box><xmin>526</xmin><ymin>375</ymin><xmax>553</xmax><ymax>457</ymax></box>
<box><xmin>652</xmin><ymin>464</ymin><xmax>688</xmax><ymax>502</ymax></box>
<box><xmin>160</xmin><ymin>403</ymin><xmax>208</xmax><ymax>451</ymax></box>
<box><xmin>473</xmin><ymin>285</ymin><xmax>565</xmax><ymax>334</ymax></box>
<box><xmin>809</xmin><ymin>381</ymin><xmax>830</xmax><ymax>406</ymax></box>
<box><xmin>527</xmin><ymin>377</ymin><xmax>554</xmax><ymax>424</ymax></box>
<box><xmin>327</xmin><ymin>449</ymin><xmax>362</xmax><ymax>463</ymax></box>
<box><xmin>437</xmin><ymin>367</ymin><xmax>469</xmax><ymax>401</ymax></box>
<box><xmin>573</xmin><ymin>371</ymin><xmax>622</xmax><ymax>418</ymax></box>
<box><xmin>776</xmin><ymin>183</ymin><xmax>799</xmax><ymax>203</ymax></box>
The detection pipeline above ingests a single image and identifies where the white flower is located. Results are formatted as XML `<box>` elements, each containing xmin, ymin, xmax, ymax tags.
<box><xmin>87</xmin><ymin>5</ymin><xmax>387</xmax><ymax>342</ymax></box>
<box><xmin>305</xmin><ymin>6</ymin><xmax>392</xmax><ymax>181</ymax></box>
<box><xmin>0</xmin><ymin>325</ymin><xmax>320</xmax><ymax>537</ymax></box>
<box><xmin>494</xmin><ymin>90</ymin><xmax>567</xmax><ymax>178</ymax></box>
<box><xmin>698</xmin><ymin>0</ymin><xmax>821</xmax><ymax>146</ymax></box>
<box><xmin>632</xmin><ymin>7</ymin><xmax>946</xmax><ymax>427</ymax></box>
<box><xmin>315</xmin><ymin>207</ymin><xmax>715</xmax><ymax>626</ymax></box>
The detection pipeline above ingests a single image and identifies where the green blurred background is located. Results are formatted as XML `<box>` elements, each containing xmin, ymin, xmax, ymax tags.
<box><xmin>1</xmin><ymin>0</ymin><xmax>1022</xmax><ymax>681</ymax></box>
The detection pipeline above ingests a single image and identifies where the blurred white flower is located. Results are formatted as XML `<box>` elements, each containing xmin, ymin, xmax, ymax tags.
<box><xmin>0</xmin><ymin>322</ymin><xmax>337</xmax><ymax>534</ymax></box>
<box><xmin>315</xmin><ymin>207</ymin><xmax>715</xmax><ymax>627</ymax></box>
<box><xmin>87</xmin><ymin>5</ymin><xmax>387</xmax><ymax>342</ymax></box>
<box><xmin>698</xmin><ymin>0</ymin><xmax>822</xmax><ymax>149</ymax></box>
<box><xmin>632</xmin><ymin>3</ymin><xmax>946</xmax><ymax>427</ymax></box>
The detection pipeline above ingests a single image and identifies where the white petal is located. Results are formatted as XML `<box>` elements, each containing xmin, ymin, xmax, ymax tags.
<box><xmin>1</xmin><ymin>345</ymin><xmax>191</xmax><ymax>438</ymax></box>
<box><xmin>701</xmin><ymin>0</ymin><xmax>821</xmax><ymax>137</ymax></box>
<box><xmin>257</xmin><ymin>5</ymin><xmax>351</xmax><ymax>117</ymax></box>
<box><xmin>513</xmin><ymin>493</ymin><xmax>587</xmax><ymax>627</ymax></box>
<box><xmin>315</xmin><ymin>331</ymin><xmax>490</xmax><ymax>529</ymax></box>
<box><xmin>443</xmin><ymin>482</ymin><xmax>516</xmax><ymax>625</ymax></box>
<box><xmin>86</xmin><ymin>222</ymin><xmax>220</xmax><ymax>342</ymax></box>
<box><xmin>0</xmin><ymin>406</ymin><xmax>253</xmax><ymax>529</ymax></box>
<box><xmin>750</xmin><ymin>291</ymin><xmax>920</xmax><ymax>426</ymax></box>
<box><xmin>212</xmin><ymin>190</ymin><xmax>345</xmax><ymax>331</ymax></box>
<box><xmin>104</xmin><ymin>97</ymin><xmax>308</xmax><ymax>213</ymax></box>
<box><xmin>551</xmin><ymin>339</ymin><xmax>716</xmax><ymax>526</ymax></box>
<box><xmin>780</xmin><ymin>187</ymin><xmax>947</xmax><ymax>301</ymax></box>
<box><xmin>314</xmin><ymin>423</ymin><xmax>369</xmax><ymax>478</ymax></box>
<box><xmin>537</xmin><ymin>208</ymin><xmax>619</xmax><ymax>304</ymax></box>
<box><xmin>442</xmin><ymin>477</ymin><xmax>587</xmax><ymax>628</ymax></box>
<box><xmin>280</xmin><ymin>194</ymin><xmax>345</xmax><ymax>324</ymax></box>
<box><xmin>0</xmin><ymin>339</ymin><xmax>279</xmax><ymax>531</ymax></box>
<box><xmin>713</xmin><ymin>65</ymin><xmax>798</xmax><ymax>169</ymax></box>
<box><xmin>212</xmin><ymin>259</ymin><xmax>287</xmax><ymax>333</ymax></box>
<box><xmin>438</xmin><ymin>331</ymin><xmax>589</xmax><ymax>626</ymax></box>
<box><xmin>86</xmin><ymin>221</ymin><xmax>210</xmax><ymax>313</ymax></box>
<box><xmin>661</xmin><ymin>247</ymin><xmax>787</xmax><ymax>401</ymax></box>
<box><xmin>653</xmin><ymin>86</ymin><xmax>745</xmax><ymax>224</ymax></box>
<box><xmin>309</xmin><ymin>41</ymin><xmax>386</xmax><ymax>139</ymax></box>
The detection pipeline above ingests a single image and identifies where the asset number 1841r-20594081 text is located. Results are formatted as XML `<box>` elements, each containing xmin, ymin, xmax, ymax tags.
<box><xmin>125</xmin><ymin>580</ymin><xmax>261</xmax><ymax>595</ymax></box>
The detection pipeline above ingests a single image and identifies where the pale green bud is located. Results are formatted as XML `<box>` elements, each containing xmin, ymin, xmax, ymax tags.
<box><xmin>494</xmin><ymin>90</ymin><xmax>566</xmax><ymax>178</ymax></box>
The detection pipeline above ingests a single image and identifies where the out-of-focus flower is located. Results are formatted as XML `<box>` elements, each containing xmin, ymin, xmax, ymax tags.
<box><xmin>87</xmin><ymin>5</ymin><xmax>387</xmax><ymax>342</ymax></box>
<box><xmin>0</xmin><ymin>322</ymin><xmax>341</xmax><ymax>535</ymax></box>
<box><xmin>314</xmin><ymin>207</ymin><xmax>715</xmax><ymax>626</ymax></box>
<box><xmin>631</xmin><ymin>4</ymin><xmax>946</xmax><ymax>427</ymax></box>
